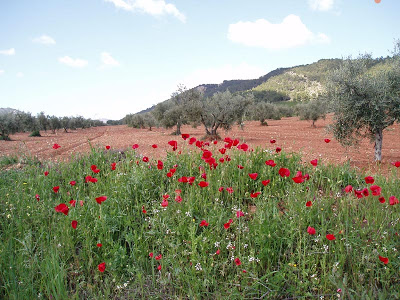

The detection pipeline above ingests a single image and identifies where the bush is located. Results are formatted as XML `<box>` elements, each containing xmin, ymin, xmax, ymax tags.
<box><xmin>29</xmin><ymin>130</ymin><xmax>41</xmax><ymax>137</ymax></box>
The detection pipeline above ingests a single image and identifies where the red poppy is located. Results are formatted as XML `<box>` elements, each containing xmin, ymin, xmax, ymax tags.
<box><xmin>307</xmin><ymin>226</ymin><xmax>316</xmax><ymax>235</ymax></box>
<box><xmin>111</xmin><ymin>162</ymin><xmax>116</xmax><ymax>170</ymax></box>
<box><xmin>55</xmin><ymin>203</ymin><xmax>69</xmax><ymax>216</ymax></box>
<box><xmin>157</xmin><ymin>160</ymin><xmax>163</xmax><ymax>170</ymax></box>
<box><xmin>306</xmin><ymin>201</ymin><xmax>312</xmax><ymax>207</ymax></box>
<box><xmin>324</xmin><ymin>139</ymin><xmax>331</xmax><ymax>143</ymax></box>
<box><xmin>362</xmin><ymin>188</ymin><xmax>369</xmax><ymax>197</ymax></box>
<box><xmin>53</xmin><ymin>186</ymin><xmax>60</xmax><ymax>193</ymax></box>
<box><xmin>85</xmin><ymin>175</ymin><xmax>92</xmax><ymax>183</ymax></box>
<box><xmin>168</xmin><ymin>140</ymin><xmax>178</xmax><ymax>151</ymax></box>
<box><xmin>248</xmin><ymin>173</ymin><xmax>258</xmax><ymax>180</ymax></box>
<box><xmin>216</xmin><ymin>249</ymin><xmax>220</xmax><ymax>255</ymax></box>
<box><xmin>178</xmin><ymin>176</ymin><xmax>188</xmax><ymax>183</ymax></box>
<box><xmin>95</xmin><ymin>196</ymin><xmax>107</xmax><ymax>205</ymax></box>
<box><xmin>234</xmin><ymin>258</ymin><xmax>241</xmax><ymax>266</ymax></box>
<box><xmin>213</xmin><ymin>140</ymin><xmax>218</xmax><ymax>144</ymax></box>
<box><xmin>326</xmin><ymin>234</ymin><xmax>336</xmax><ymax>241</ymax></box>
<box><xmin>35</xmin><ymin>194</ymin><xmax>40</xmax><ymax>201</ymax></box>
<box><xmin>149</xmin><ymin>252</ymin><xmax>154</xmax><ymax>258</ymax></box>
<box><xmin>370</xmin><ymin>185</ymin><xmax>381</xmax><ymax>196</ymax></box>
<box><xmin>354</xmin><ymin>190</ymin><xmax>363</xmax><ymax>198</ymax></box>
<box><xmin>379</xmin><ymin>255</ymin><xmax>389</xmax><ymax>264</ymax></box>
<box><xmin>142</xmin><ymin>205</ymin><xmax>147</xmax><ymax>213</ymax></box>
<box><xmin>292</xmin><ymin>171</ymin><xmax>304</xmax><ymax>183</ymax></box>
<box><xmin>233</xmin><ymin>139</ymin><xmax>240</xmax><ymax>146</ymax></box>
<box><xmin>218</xmin><ymin>187</ymin><xmax>224</xmax><ymax>192</ymax></box>
<box><xmin>379</xmin><ymin>196</ymin><xmax>386</xmax><ymax>203</ymax></box>
<box><xmin>364</xmin><ymin>176</ymin><xmax>375</xmax><ymax>184</ymax></box>
<box><xmin>98</xmin><ymin>262</ymin><xmax>106</xmax><ymax>272</ymax></box>
<box><xmin>278</xmin><ymin>168</ymin><xmax>290</xmax><ymax>177</ymax></box>
<box><xmin>201</xmin><ymin>173</ymin><xmax>207</xmax><ymax>180</ymax></box>
<box><xmin>152</xmin><ymin>144</ymin><xmax>158</xmax><ymax>148</ymax></box>
<box><xmin>310</xmin><ymin>159</ymin><xmax>318</xmax><ymax>167</ymax></box>
<box><xmin>166</xmin><ymin>172</ymin><xmax>173</xmax><ymax>178</ymax></box>
<box><xmin>265</xmin><ymin>160</ymin><xmax>276</xmax><ymax>167</ymax></box>
<box><xmin>236</xmin><ymin>210</ymin><xmax>245</xmax><ymax>218</ymax></box>
<box><xmin>181</xmin><ymin>133</ymin><xmax>190</xmax><ymax>140</ymax></box>
<box><xmin>155</xmin><ymin>254</ymin><xmax>162</xmax><ymax>260</ymax></box>
<box><xmin>175</xmin><ymin>189</ymin><xmax>181</xmax><ymax>195</ymax></box>
<box><xmin>97</xmin><ymin>243</ymin><xmax>102</xmax><ymax>247</ymax></box>
<box><xmin>202</xmin><ymin>150</ymin><xmax>212</xmax><ymax>160</ymax></box>
<box><xmin>71</xmin><ymin>220</ymin><xmax>78</xmax><ymax>229</ymax></box>
<box><xmin>175</xmin><ymin>195</ymin><xmax>182</xmax><ymax>203</ymax></box>
<box><xmin>44</xmin><ymin>171</ymin><xmax>49</xmax><ymax>176</ymax></box>
<box><xmin>389</xmin><ymin>196</ymin><xmax>399</xmax><ymax>206</ymax></box>
<box><xmin>224</xmin><ymin>222</ymin><xmax>231</xmax><ymax>229</ymax></box>
<box><xmin>188</xmin><ymin>177</ymin><xmax>196</xmax><ymax>185</ymax></box>
<box><xmin>275</xmin><ymin>147</ymin><xmax>282</xmax><ymax>153</ymax></box>
<box><xmin>69</xmin><ymin>199</ymin><xmax>76</xmax><ymax>207</ymax></box>
<box><xmin>270</xmin><ymin>139</ymin><xmax>276</xmax><ymax>144</ymax></box>
<box><xmin>132</xmin><ymin>144</ymin><xmax>139</xmax><ymax>149</ymax></box>
<box><xmin>225</xmin><ymin>155</ymin><xmax>231</xmax><ymax>161</ymax></box>
<box><xmin>262</xmin><ymin>180</ymin><xmax>270</xmax><ymax>186</ymax></box>
<box><xmin>237</xmin><ymin>165</ymin><xmax>244</xmax><ymax>169</ymax></box>
<box><xmin>157</xmin><ymin>265</ymin><xmax>162</xmax><ymax>271</ymax></box>
<box><xmin>89</xmin><ymin>177</ymin><xmax>98</xmax><ymax>183</ymax></box>
<box><xmin>391</xmin><ymin>161</ymin><xmax>400</xmax><ymax>168</ymax></box>
<box><xmin>105</xmin><ymin>145</ymin><xmax>111</xmax><ymax>150</ymax></box>
<box><xmin>199</xmin><ymin>220</ymin><xmax>209</xmax><ymax>227</ymax></box>
<box><xmin>161</xmin><ymin>199</ymin><xmax>168</xmax><ymax>207</ymax></box>
<box><xmin>142</xmin><ymin>156</ymin><xmax>149</xmax><ymax>163</ymax></box>
<box><xmin>250</xmin><ymin>192</ymin><xmax>261</xmax><ymax>198</ymax></box>
<box><xmin>226</xmin><ymin>187</ymin><xmax>234</xmax><ymax>194</ymax></box>
<box><xmin>219</xmin><ymin>157</ymin><xmax>224</xmax><ymax>163</ymax></box>
<box><xmin>344</xmin><ymin>185</ymin><xmax>353</xmax><ymax>193</ymax></box>
<box><xmin>189</xmin><ymin>137</ymin><xmax>197</xmax><ymax>145</ymax></box>
<box><xmin>52</xmin><ymin>143</ymin><xmax>61</xmax><ymax>149</ymax></box>
<box><xmin>219</xmin><ymin>148</ymin><xmax>226</xmax><ymax>154</ymax></box>
<box><xmin>237</xmin><ymin>143</ymin><xmax>249</xmax><ymax>151</ymax></box>
<box><xmin>70</xmin><ymin>180</ymin><xmax>76</xmax><ymax>186</ymax></box>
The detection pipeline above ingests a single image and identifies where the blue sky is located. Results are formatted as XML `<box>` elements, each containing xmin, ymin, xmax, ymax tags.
<box><xmin>0</xmin><ymin>0</ymin><xmax>399</xmax><ymax>120</ymax></box>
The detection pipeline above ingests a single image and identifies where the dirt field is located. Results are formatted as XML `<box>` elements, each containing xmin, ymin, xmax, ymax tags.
<box><xmin>1</xmin><ymin>115</ymin><xmax>399</xmax><ymax>175</ymax></box>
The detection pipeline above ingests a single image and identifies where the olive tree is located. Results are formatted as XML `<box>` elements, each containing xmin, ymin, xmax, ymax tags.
<box><xmin>0</xmin><ymin>113</ymin><xmax>18</xmax><ymax>140</ymax></box>
<box><xmin>327</xmin><ymin>51</ymin><xmax>400</xmax><ymax>161</ymax></box>
<box><xmin>252</xmin><ymin>102</ymin><xmax>281</xmax><ymax>126</ymax></box>
<box><xmin>298</xmin><ymin>98</ymin><xmax>327</xmax><ymax>127</ymax></box>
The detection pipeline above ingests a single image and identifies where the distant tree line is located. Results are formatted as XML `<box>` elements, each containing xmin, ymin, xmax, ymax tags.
<box><xmin>0</xmin><ymin>111</ymin><xmax>105</xmax><ymax>141</ymax></box>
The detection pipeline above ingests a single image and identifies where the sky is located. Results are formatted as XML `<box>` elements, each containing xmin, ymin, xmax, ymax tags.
<box><xmin>0</xmin><ymin>0</ymin><xmax>399</xmax><ymax>120</ymax></box>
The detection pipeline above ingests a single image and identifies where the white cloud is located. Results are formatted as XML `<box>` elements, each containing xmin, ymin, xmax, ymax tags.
<box><xmin>16</xmin><ymin>72</ymin><xmax>24</xmax><ymax>77</ymax></box>
<box><xmin>59</xmin><ymin>56</ymin><xmax>88</xmax><ymax>68</ymax></box>
<box><xmin>100</xmin><ymin>52</ymin><xmax>120</xmax><ymax>68</ymax></box>
<box><xmin>228</xmin><ymin>15</ymin><xmax>330</xmax><ymax>50</ymax></box>
<box><xmin>0</xmin><ymin>70</ymin><xmax>4</xmax><ymax>75</ymax></box>
<box><xmin>179</xmin><ymin>63</ymin><xmax>267</xmax><ymax>89</ymax></box>
<box><xmin>105</xmin><ymin>0</ymin><xmax>186</xmax><ymax>22</ymax></box>
<box><xmin>33</xmin><ymin>34</ymin><xmax>56</xmax><ymax>45</ymax></box>
<box><xmin>308</xmin><ymin>0</ymin><xmax>334</xmax><ymax>11</ymax></box>
<box><xmin>0</xmin><ymin>48</ymin><xmax>15</xmax><ymax>55</ymax></box>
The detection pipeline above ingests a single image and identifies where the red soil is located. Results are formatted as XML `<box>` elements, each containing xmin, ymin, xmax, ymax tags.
<box><xmin>1</xmin><ymin>115</ymin><xmax>399</xmax><ymax>176</ymax></box>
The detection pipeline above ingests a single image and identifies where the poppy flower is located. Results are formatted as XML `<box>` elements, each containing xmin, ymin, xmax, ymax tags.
<box><xmin>52</xmin><ymin>143</ymin><xmax>61</xmax><ymax>149</ymax></box>
<box><xmin>152</xmin><ymin>144</ymin><xmax>158</xmax><ymax>148</ymax></box>
<box><xmin>278</xmin><ymin>168</ymin><xmax>290</xmax><ymax>177</ymax></box>
<box><xmin>219</xmin><ymin>157</ymin><xmax>224</xmax><ymax>163</ymax></box>
<box><xmin>275</xmin><ymin>147</ymin><xmax>282</xmax><ymax>153</ymax></box>
<box><xmin>379</xmin><ymin>255</ymin><xmax>389</xmax><ymax>264</ymax></box>
<box><xmin>324</xmin><ymin>139</ymin><xmax>331</xmax><ymax>143</ymax></box>
<box><xmin>307</xmin><ymin>226</ymin><xmax>316</xmax><ymax>235</ymax></box>
<box><xmin>111</xmin><ymin>162</ymin><xmax>116</xmax><ymax>170</ymax></box>
<box><xmin>189</xmin><ymin>137</ymin><xmax>196</xmax><ymax>145</ymax></box>
<box><xmin>199</xmin><ymin>220</ymin><xmax>209</xmax><ymax>227</ymax></box>
<box><xmin>202</xmin><ymin>150</ymin><xmax>213</xmax><ymax>160</ymax></box>
<box><xmin>155</xmin><ymin>254</ymin><xmax>162</xmax><ymax>260</ymax></box>
<box><xmin>44</xmin><ymin>171</ymin><xmax>49</xmax><ymax>176</ymax></box>
<box><xmin>70</xmin><ymin>180</ymin><xmax>76</xmax><ymax>186</ymax></box>
<box><xmin>181</xmin><ymin>134</ymin><xmax>190</xmax><ymax>140</ymax></box>
<box><xmin>219</xmin><ymin>148</ymin><xmax>226</xmax><ymax>154</ymax></box>
<box><xmin>142</xmin><ymin>156</ymin><xmax>149</xmax><ymax>163</ymax></box>
<box><xmin>391</xmin><ymin>161</ymin><xmax>400</xmax><ymax>168</ymax></box>
<box><xmin>270</xmin><ymin>139</ymin><xmax>276</xmax><ymax>144</ymax></box>
<box><xmin>344</xmin><ymin>185</ymin><xmax>353</xmax><ymax>193</ymax></box>
<box><xmin>379</xmin><ymin>197</ymin><xmax>386</xmax><ymax>203</ymax></box>
<box><xmin>265</xmin><ymin>160</ymin><xmax>276</xmax><ymax>167</ymax></box>
<box><xmin>233</xmin><ymin>139</ymin><xmax>240</xmax><ymax>146</ymax></box>
<box><xmin>168</xmin><ymin>140</ymin><xmax>178</xmax><ymax>151</ymax></box>
<box><xmin>98</xmin><ymin>262</ymin><xmax>106</xmax><ymax>272</ymax></box>
<box><xmin>224</xmin><ymin>222</ymin><xmax>231</xmax><ymax>229</ymax></box>
<box><xmin>132</xmin><ymin>144</ymin><xmax>139</xmax><ymax>149</ymax></box>
<box><xmin>234</xmin><ymin>258</ymin><xmax>241</xmax><ymax>266</ymax></box>
<box><xmin>53</xmin><ymin>186</ymin><xmax>60</xmax><ymax>193</ymax></box>
<box><xmin>79</xmin><ymin>200</ymin><xmax>84</xmax><ymax>206</ymax></box>
<box><xmin>225</xmin><ymin>155</ymin><xmax>231</xmax><ymax>161</ymax></box>
<box><xmin>35</xmin><ymin>194</ymin><xmax>40</xmax><ymax>201</ymax></box>
<box><xmin>69</xmin><ymin>199</ymin><xmax>76</xmax><ymax>207</ymax></box>
<box><xmin>326</xmin><ymin>234</ymin><xmax>336</xmax><ymax>241</ymax></box>
<box><xmin>237</xmin><ymin>165</ymin><xmax>244</xmax><ymax>169</ymax></box>
<box><xmin>389</xmin><ymin>196</ymin><xmax>399</xmax><ymax>206</ymax></box>
<box><xmin>105</xmin><ymin>145</ymin><xmax>111</xmax><ymax>150</ymax></box>
<box><xmin>292</xmin><ymin>171</ymin><xmax>304</xmax><ymax>183</ymax></box>
<box><xmin>157</xmin><ymin>160</ymin><xmax>163</xmax><ymax>170</ymax></box>
<box><xmin>166</xmin><ymin>172</ymin><xmax>173</xmax><ymax>178</ymax></box>
<box><xmin>226</xmin><ymin>187</ymin><xmax>234</xmax><ymax>193</ymax></box>
<box><xmin>250</xmin><ymin>192</ymin><xmax>261</xmax><ymax>198</ymax></box>
<box><xmin>365</xmin><ymin>176</ymin><xmax>375</xmax><ymax>184</ymax></box>
<box><xmin>237</xmin><ymin>143</ymin><xmax>248</xmax><ymax>151</ymax></box>
<box><xmin>370</xmin><ymin>185</ymin><xmax>381</xmax><ymax>196</ymax></box>
<box><xmin>175</xmin><ymin>189</ymin><xmax>181</xmax><ymax>195</ymax></box>
<box><xmin>89</xmin><ymin>177</ymin><xmax>98</xmax><ymax>183</ymax></box>
<box><xmin>262</xmin><ymin>180</ymin><xmax>270</xmax><ymax>186</ymax></box>
<box><xmin>216</xmin><ymin>249</ymin><xmax>220</xmax><ymax>255</ymax></box>
<box><xmin>310</xmin><ymin>159</ymin><xmax>318</xmax><ymax>167</ymax></box>
<box><xmin>71</xmin><ymin>220</ymin><xmax>78</xmax><ymax>229</ymax></box>
<box><xmin>218</xmin><ymin>187</ymin><xmax>224</xmax><ymax>192</ymax></box>
<box><xmin>149</xmin><ymin>252</ymin><xmax>154</xmax><ymax>258</ymax></box>
<box><xmin>175</xmin><ymin>195</ymin><xmax>182</xmax><ymax>203</ymax></box>
<box><xmin>95</xmin><ymin>196</ymin><xmax>107</xmax><ymax>205</ymax></box>
<box><xmin>157</xmin><ymin>265</ymin><xmax>162</xmax><ymax>271</ymax></box>
<box><xmin>188</xmin><ymin>177</ymin><xmax>196</xmax><ymax>185</ymax></box>
<box><xmin>354</xmin><ymin>190</ymin><xmax>363</xmax><ymax>198</ymax></box>
<box><xmin>97</xmin><ymin>243</ymin><xmax>102</xmax><ymax>247</ymax></box>
<box><xmin>85</xmin><ymin>175</ymin><xmax>92</xmax><ymax>183</ymax></box>
<box><xmin>55</xmin><ymin>203</ymin><xmax>69</xmax><ymax>216</ymax></box>
<box><xmin>236</xmin><ymin>211</ymin><xmax>245</xmax><ymax>218</ymax></box>
<box><xmin>362</xmin><ymin>188</ymin><xmax>369</xmax><ymax>197</ymax></box>
<box><xmin>213</xmin><ymin>140</ymin><xmax>218</xmax><ymax>144</ymax></box>
<box><xmin>161</xmin><ymin>199</ymin><xmax>168</xmax><ymax>207</ymax></box>
<box><xmin>248</xmin><ymin>173</ymin><xmax>258</xmax><ymax>180</ymax></box>
<box><xmin>142</xmin><ymin>205</ymin><xmax>147</xmax><ymax>213</ymax></box>
<box><xmin>306</xmin><ymin>201</ymin><xmax>312</xmax><ymax>207</ymax></box>
<box><xmin>201</xmin><ymin>173</ymin><xmax>207</xmax><ymax>179</ymax></box>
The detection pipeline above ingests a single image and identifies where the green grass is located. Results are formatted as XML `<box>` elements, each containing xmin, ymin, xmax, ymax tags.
<box><xmin>0</xmin><ymin>141</ymin><xmax>399</xmax><ymax>299</ymax></box>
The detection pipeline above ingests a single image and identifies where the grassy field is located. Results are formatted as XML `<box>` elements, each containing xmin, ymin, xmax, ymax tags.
<box><xmin>1</xmin><ymin>137</ymin><xmax>399</xmax><ymax>299</ymax></box>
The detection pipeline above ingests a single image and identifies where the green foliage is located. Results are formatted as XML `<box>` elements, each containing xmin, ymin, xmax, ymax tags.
<box><xmin>29</xmin><ymin>130</ymin><xmax>42</xmax><ymax>137</ymax></box>
<box><xmin>0</xmin><ymin>113</ymin><xmax>18</xmax><ymax>140</ymax></box>
<box><xmin>251</xmin><ymin>102</ymin><xmax>281</xmax><ymax>125</ymax></box>
<box><xmin>298</xmin><ymin>99</ymin><xmax>328</xmax><ymax>127</ymax></box>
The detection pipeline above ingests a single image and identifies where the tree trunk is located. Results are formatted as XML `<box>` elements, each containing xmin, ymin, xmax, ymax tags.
<box><xmin>374</xmin><ymin>128</ymin><xmax>383</xmax><ymax>162</ymax></box>
<box><xmin>176</xmin><ymin>123</ymin><xmax>181</xmax><ymax>135</ymax></box>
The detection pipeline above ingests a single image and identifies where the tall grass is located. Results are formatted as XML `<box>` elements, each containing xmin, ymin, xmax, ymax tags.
<box><xmin>0</xmin><ymin>141</ymin><xmax>399</xmax><ymax>299</ymax></box>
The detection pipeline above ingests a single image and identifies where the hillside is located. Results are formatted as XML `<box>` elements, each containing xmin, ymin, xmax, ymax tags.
<box><xmin>0</xmin><ymin>108</ymin><xmax>20</xmax><ymax>115</ymax></box>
